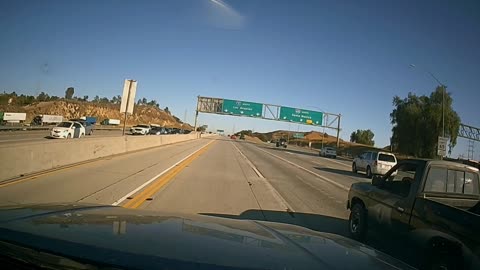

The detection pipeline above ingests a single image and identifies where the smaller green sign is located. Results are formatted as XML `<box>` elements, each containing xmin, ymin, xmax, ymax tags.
<box><xmin>293</xmin><ymin>133</ymin><xmax>305</xmax><ymax>139</ymax></box>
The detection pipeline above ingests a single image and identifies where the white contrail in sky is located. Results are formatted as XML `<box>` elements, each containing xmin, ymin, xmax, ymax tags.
<box><xmin>210</xmin><ymin>0</ymin><xmax>230</xmax><ymax>10</ymax></box>
<box><xmin>208</xmin><ymin>0</ymin><xmax>245</xmax><ymax>29</ymax></box>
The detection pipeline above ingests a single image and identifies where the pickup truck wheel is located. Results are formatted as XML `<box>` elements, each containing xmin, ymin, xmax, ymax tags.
<box><xmin>349</xmin><ymin>203</ymin><xmax>367</xmax><ymax>241</ymax></box>
<box><xmin>89</xmin><ymin>130</ymin><xmax>93</xmax><ymax>135</ymax></box>
<box><xmin>352</xmin><ymin>163</ymin><xmax>358</xmax><ymax>173</ymax></box>
<box><xmin>366</xmin><ymin>166</ymin><xmax>372</xmax><ymax>178</ymax></box>
<box><xmin>423</xmin><ymin>252</ymin><xmax>459</xmax><ymax>270</ymax></box>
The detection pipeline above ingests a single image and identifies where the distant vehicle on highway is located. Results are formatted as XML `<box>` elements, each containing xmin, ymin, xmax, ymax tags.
<box><xmin>319</xmin><ymin>147</ymin><xmax>337</xmax><ymax>158</ymax></box>
<box><xmin>130</xmin><ymin>125</ymin><xmax>150</xmax><ymax>135</ymax></box>
<box><xmin>149</xmin><ymin>126</ymin><xmax>167</xmax><ymax>135</ymax></box>
<box><xmin>276</xmin><ymin>138</ymin><xmax>287</xmax><ymax>148</ymax></box>
<box><xmin>31</xmin><ymin>115</ymin><xmax>63</xmax><ymax>126</ymax></box>
<box><xmin>0</xmin><ymin>112</ymin><xmax>26</xmax><ymax>125</ymax></box>
<box><xmin>230</xmin><ymin>135</ymin><xmax>237</xmax><ymax>140</ymax></box>
<box><xmin>50</xmin><ymin>121</ymin><xmax>85</xmax><ymax>139</ymax></box>
<box><xmin>70</xmin><ymin>119</ymin><xmax>94</xmax><ymax>135</ymax></box>
<box><xmin>80</xmin><ymin>116</ymin><xmax>97</xmax><ymax>125</ymax></box>
<box><xmin>352</xmin><ymin>151</ymin><xmax>397</xmax><ymax>178</ymax></box>
<box><xmin>100</xmin><ymin>119</ymin><xmax>120</xmax><ymax>125</ymax></box>
<box><xmin>347</xmin><ymin>159</ymin><xmax>480</xmax><ymax>270</ymax></box>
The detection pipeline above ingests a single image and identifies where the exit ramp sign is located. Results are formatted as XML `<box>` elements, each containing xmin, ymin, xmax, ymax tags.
<box><xmin>279</xmin><ymin>107</ymin><xmax>323</xmax><ymax>125</ymax></box>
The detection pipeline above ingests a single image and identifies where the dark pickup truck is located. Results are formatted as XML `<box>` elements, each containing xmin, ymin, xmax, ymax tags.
<box><xmin>347</xmin><ymin>159</ymin><xmax>479</xmax><ymax>270</ymax></box>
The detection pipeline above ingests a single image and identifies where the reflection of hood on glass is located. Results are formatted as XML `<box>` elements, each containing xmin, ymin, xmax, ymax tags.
<box><xmin>0</xmin><ymin>204</ymin><xmax>415</xmax><ymax>270</ymax></box>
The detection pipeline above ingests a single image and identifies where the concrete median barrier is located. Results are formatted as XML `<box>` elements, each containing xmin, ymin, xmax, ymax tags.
<box><xmin>0</xmin><ymin>134</ymin><xmax>201</xmax><ymax>181</ymax></box>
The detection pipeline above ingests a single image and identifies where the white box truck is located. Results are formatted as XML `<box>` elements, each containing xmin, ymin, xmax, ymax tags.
<box><xmin>32</xmin><ymin>115</ymin><xmax>63</xmax><ymax>125</ymax></box>
<box><xmin>1</xmin><ymin>112</ymin><xmax>27</xmax><ymax>124</ymax></box>
<box><xmin>101</xmin><ymin>119</ymin><xmax>120</xmax><ymax>125</ymax></box>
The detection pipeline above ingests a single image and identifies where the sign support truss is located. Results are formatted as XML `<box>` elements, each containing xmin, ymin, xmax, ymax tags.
<box><xmin>195</xmin><ymin>96</ymin><xmax>342</xmax><ymax>147</ymax></box>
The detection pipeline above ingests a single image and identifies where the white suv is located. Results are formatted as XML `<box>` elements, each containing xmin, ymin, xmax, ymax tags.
<box><xmin>352</xmin><ymin>151</ymin><xmax>397</xmax><ymax>178</ymax></box>
<box><xmin>130</xmin><ymin>125</ymin><xmax>151</xmax><ymax>135</ymax></box>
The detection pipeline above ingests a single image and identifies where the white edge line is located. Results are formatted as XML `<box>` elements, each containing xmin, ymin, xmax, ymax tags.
<box><xmin>111</xmin><ymin>140</ymin><xmax>215</xmax><ymax>206</ymax></box>
<box><xmin>255</xmin><ymin>146</ymin><xmax>349</xmax><ymax>191</ymax></box>
<box><xmin>233</xmin><ymin>142</ymin><xmax>295</xmax><ymax>212</ymax></box>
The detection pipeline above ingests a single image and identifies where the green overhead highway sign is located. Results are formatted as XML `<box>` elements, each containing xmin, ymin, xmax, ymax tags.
<box><xmin>279</xmin><ymin>107</ymin><xmax>323</xmax><ymax>125</ymax></box>
<box><xmin>223</xmin><ymin>99</ymin><xmax>263</xmax><ymax>117</ymax></box>
<box><xmin>293</xmin><ymin>133</ymin><xmax>305</xmax><ymax>139</ymax></box>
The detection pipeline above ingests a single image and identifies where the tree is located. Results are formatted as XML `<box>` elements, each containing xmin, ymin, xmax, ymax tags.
<box><xmin>37</xmin><ymin>92</ymin><xmax>49</xmax><ymax>101</ymax></box>
<box><xmin>99</xmin><ymin>97</ymin><xmax>109</xmax><ymax>103</ymax></box>
<box><xmin>350</xmin><ymin>129</ymin><xmax>375</xmax><ymax>146</ymax></box>
<box><xmin>390</xmin><ymin>86</ymin><xmax>460</xmax><ymax>158</ymax></box>
<box><xmin>83</xmin><ymin>95</ymin><xmax>89</xmax><ymax>101</ymax></box>
<box><xmin>142</xmin><ymin>97</ymin><xmax>147</xmax><ymax>104</ymax></box>
<box><xmin>164</xmin><ymin>107</ymin><xmax>170</xmax><ymax>114</ymax></box>
<box><xmin>65</xmin><ymin>87</ymin><xmax>75</xmax><ymax>99</ymax></box>
<box><xmin>93</xmin><ymin>95</ymin><xmax>100</xmax><ymax>103</ymax></box>
<box><xmin>137</xmin><ymin>99</ymin><xmax>142</xmax><ymax>105</ymax></box>
<box><xmin>111</xmin><ymin>96</ymin><xmax>118</xmax><ymax>104</ymax></box>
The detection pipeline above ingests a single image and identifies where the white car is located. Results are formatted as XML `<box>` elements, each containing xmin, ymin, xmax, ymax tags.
<box><xmin>50</xmin><ymin>121</ymin><xmax>86</xmax><ymax>139</ymax></box>
<box><xmin>130</xmin><ymin>125</ymin><xmax>150</xmax><ymax>135</ymax></box>
<box><xmin>319</xmin><ymin>147</ymin><xmax>337</xmax><ymax>158</ymax></box>
<box><xmin>352</xmin><ymin>151</ymin><xmax>397</xmax><ymax>178</ymax></box>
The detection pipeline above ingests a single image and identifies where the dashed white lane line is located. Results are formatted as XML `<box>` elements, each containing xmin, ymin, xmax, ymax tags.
<box><xmin>254</xmin><ymin>146</ymin><xmax>349</xmax><ymax>191</ymax></box>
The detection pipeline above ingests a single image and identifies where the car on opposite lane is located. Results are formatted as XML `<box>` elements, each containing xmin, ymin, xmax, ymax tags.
<box><xmin>50</xmin><ymin>121</ymin><xmax>86</xmax><ymax>139</ymax></box>
<box><xmin>130</xmin><ymin>125</ymin><xmax>151</xmax><ymax>135</ymax></box>
<box><xmin>149</xmin><ymin>126</ymin><xmax>167</xmax><ymax>135</ymax></box>
<box><xmin>352</xmin><ymin>151</ymin><xmax>397</xmax><ymax>178</ymax></box>
<box><xmin>70</xmin><ymin>119</ymin><xmax>94</xmax><ymax>135</ymax></box>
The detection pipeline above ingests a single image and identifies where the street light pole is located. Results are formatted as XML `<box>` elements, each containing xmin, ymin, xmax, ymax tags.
<box><xmin>306</xmin><ymin>105</ymin><xmax>326</xmax><ymax>149</ymax></box>
<box><xmin>410</xmin><ymin>65</ymin><xmax>446</xmax><ymax>138</ymax></box>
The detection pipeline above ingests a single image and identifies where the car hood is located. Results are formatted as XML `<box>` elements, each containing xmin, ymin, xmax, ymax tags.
<box><xmin>52</xmin><ymin>127</ymin><xmax>70</xmax><ymax>132</ymax></box>
<box><xmin>0</xmin><ymin>204</ymin><xmax>414</xmax><ymax>270</ymax></box>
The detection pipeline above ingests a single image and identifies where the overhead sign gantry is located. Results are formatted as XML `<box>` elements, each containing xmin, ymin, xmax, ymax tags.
<box><xmin>194</xmin><ymin>96</ymin><xmax>342</xmax><ymax>147</ymax></box>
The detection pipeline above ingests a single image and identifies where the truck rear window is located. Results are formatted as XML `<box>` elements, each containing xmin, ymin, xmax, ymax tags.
<box><xmin>378</xmin><ymin>154</ymin><xmax>395</xmax><ymax>162</ymax></box>
<box><xmin>425</xmin><ymin>167</ymin><xmax>480</xmax><ymax>195</ymax></box>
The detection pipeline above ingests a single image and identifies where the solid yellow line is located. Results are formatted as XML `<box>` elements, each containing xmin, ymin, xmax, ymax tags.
<box><xmin>122</xmin><ymin>141</ymin><xmax>215</xmax><ymax>209</ymax></box>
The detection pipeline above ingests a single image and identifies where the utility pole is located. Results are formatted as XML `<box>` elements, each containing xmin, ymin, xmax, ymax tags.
<box><xmin>336</xmin><ymin>114</ymin><xmax>341</xmax><ymax>148</ymax></box>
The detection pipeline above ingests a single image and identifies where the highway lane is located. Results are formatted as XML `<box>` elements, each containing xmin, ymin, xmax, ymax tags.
<box><xmin>0</xmin><ymin>137</ymin><xmax>356</xmax><ymax>237</ymax></box>
<box><xmin>0</xmin><ymin>138</ymin><xmax>212</xmax><ymax>205</ymax></box>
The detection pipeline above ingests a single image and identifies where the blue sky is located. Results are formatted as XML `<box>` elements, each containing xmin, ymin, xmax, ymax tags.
<box><xmin>1</xmin><ymin>0</ymin><xmax>479</xmax><ymax>159</ymax></box>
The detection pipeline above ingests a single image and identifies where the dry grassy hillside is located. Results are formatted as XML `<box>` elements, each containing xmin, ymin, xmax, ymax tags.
<box><xmin>0</xmin><ymin>100</ymin><xmax>192</xmax><ymax>129</ymax></box>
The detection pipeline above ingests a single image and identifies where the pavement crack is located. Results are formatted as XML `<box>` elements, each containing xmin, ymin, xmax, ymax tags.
<box><xmin>232</xmin><ymin>143</ymin><xmax>267</xmax><ymax>221</ymax></box>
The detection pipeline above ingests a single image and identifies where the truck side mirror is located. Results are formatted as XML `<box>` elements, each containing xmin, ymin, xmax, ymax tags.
<box><xmin>372</xmin><ymin>175</ymin><xmax>384</xmax><ymax>187</ymax></box>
